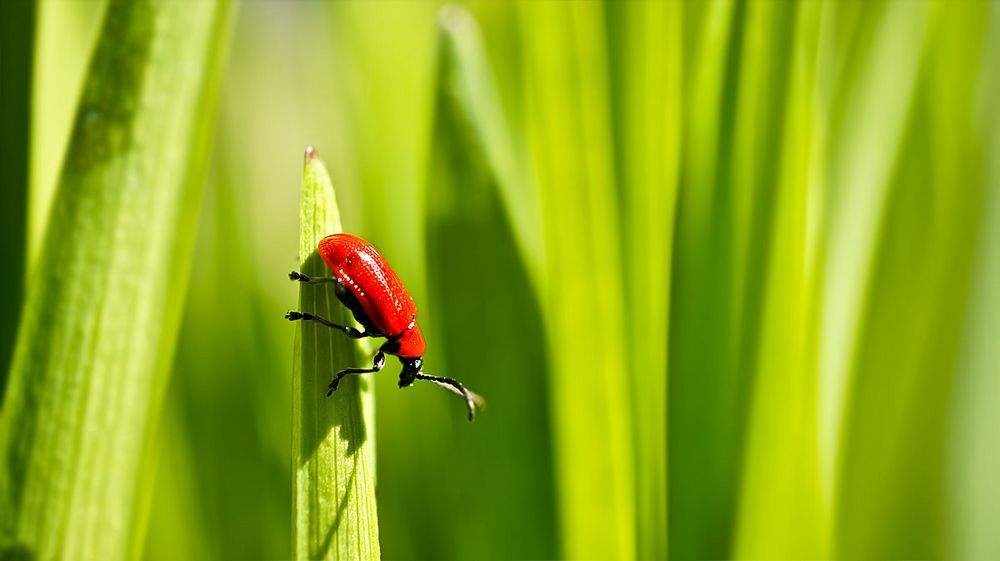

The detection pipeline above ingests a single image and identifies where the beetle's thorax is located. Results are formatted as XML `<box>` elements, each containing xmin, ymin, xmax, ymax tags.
<box><xmin>394</xmin><ymin>324</ymin><xmax>426</xmax><ymax>358</ymax></box>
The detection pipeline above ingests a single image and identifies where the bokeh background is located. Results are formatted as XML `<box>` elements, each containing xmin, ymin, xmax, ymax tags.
<box><xmin>3</xmin><ymin>1</ymin><xmax>1000</xmax><ymax>560</ymax></box>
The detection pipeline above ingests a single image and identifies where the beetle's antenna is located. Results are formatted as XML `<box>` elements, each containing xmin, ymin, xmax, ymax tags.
<box><xmin>415</xmin><ymin>373</ymin><xmax>484</xmax><ymax>422</ymax></box>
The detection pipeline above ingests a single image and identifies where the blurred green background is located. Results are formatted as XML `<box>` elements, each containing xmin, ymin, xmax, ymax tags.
<box><xmin>3</xmin><ymin>0</ymin><xmax>1000</xmax><ymax>560</ymax></box>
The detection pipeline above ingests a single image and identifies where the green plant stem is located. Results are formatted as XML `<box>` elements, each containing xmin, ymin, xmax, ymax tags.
<box><xmin>0</xmin><ymin>0</ymin><xmax>231</xmax><ymax>559</ymax></box>
<box><xmin>291</xmin><ymin>149</ymin><xmax>380</xmax><ymax>561</ymax></box>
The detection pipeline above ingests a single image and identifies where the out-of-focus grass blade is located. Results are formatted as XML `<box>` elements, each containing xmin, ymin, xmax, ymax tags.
<box><xmin>669</xmin><ymin>2</ymin><xmax>748</xmax><ymax>559</ymax></box>
<box><xmin>519</xmin><ymin>2</ymin><xmax>634</xmax><ymax>559</ymax></box>
<box><xmin>423</xmin><ymin>6</ymin><xmax>559</xmax><ymax>559</ymax></box>
<box><xmin>948</xmin><ymin>8</ymin><xmax>1000</xmax><ymax>559</ymax></box>
<box><xmin>733</xmin><ymin>2</ymin><xmax>827</xmax><ymax>558</ymax></box>
<box><xmin>606</xmin><ymin>2</ymin><xmax>681</xmax><ymax>559</ymax></box>
<box><xmin>325</xmin><ymin>2</ymin><xmax>439</xmax><ymax>278</ymax></box>
<box><xmin>814</xmin><ymin>1</ymin><xmax>930</xmax><ymax>503</ymax></box>
<box><xmin>836</xmin><ymin>4</ymin><xmax>991</xmax><ymax>559</ymax></box>
<box><xmin>0</xmin><ymin>0</ymin><xmax>36</xmax><ymax>392</ymax></box>
<box><xmin>0</xmin><ymin>0</ymin><xmax>231</xmax><ymax>559</ymax></box>
<box><xmin>142</xmin><ymin>405</ymin><xmax>215</xmax><ymax>561</ymax></box>
<box><xmin>949</xmin><ymin>192</ymin><xmax>1000</xmax><ymax>561</ymax></box>
<box><xmin>146</xmin><ymin>158</ymin><xmax>293</xmax><ymax>559</ymax></box>
<box><xmin>941</xmin><ymin>7</ymin><xmax>1000</xmax><ymax>561</ymax></box>
<box><xmin>291</xmin><ymin>149</ymin><xmax>379</xmax><ymax>561</ymax></box>
<box><xmin>436</xmin><ymin>5</ymin><xmax>545</xmax><ymax>291</ymax></box>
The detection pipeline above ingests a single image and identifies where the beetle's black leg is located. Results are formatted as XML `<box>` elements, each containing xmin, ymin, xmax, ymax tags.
<box><xmin>289</xmin><ymin>270</ymin><xmax>336</xmax><ymax>284</ymax></box>
<box><xmin>327</xmin><ymin>351</ymin><xmax>385</xmax><ymax>396</ymax></box>
<box><xmin>414</xmin><ymin>373</ymin><xmax>480</xmax><ymax>422</ymax></box>
<box><xmin>285</xmin><ymin>311</ymin><xmax>374</xmax><ymax>339</ymax></box>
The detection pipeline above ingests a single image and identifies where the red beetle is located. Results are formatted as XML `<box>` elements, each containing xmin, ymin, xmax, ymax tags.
<box><xmin>286</xmin><ymin>233</ymin><xmax>482</xmax><ymax>420</ymax></box>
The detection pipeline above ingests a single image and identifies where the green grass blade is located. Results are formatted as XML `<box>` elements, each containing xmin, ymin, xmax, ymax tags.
<box><xmin>815</xmin><ymin>1</ymin><xmax>931</xmax><ymax>504</ymax></box>
<box><xmin>732</xmin><ymin>2</ymin><xmax>826</xmax><ymax>558</ymax></box>
<box><xmin>947</xmin><ymin>10</ymin><xmax>1000</xmax><ymax>561</ymax></box>
<box><xmin>668</xmin><ymin>3</ymin><xmax>747</xmax><ymax>559</ymax></box>
<box><xmin>422</xmin><ymin>6</ymin><xmax>559</xmax><ymax>559</ymax></box>
<box><xmin>0</xmin><ymin>0</ymin><xmax>36</xmax><ymax>392</ymax></box>
<box><xmin>436</xmin><ymin>5</ymin><xmax>546</xmax><ymax>292</ymax></box>
<box><xmin>291</xmin><ymin>149</ymin><xmax>379</xmax><ymax>561</ymax></box>
<box><xmin>835</xmin><ymin>4</ymin><xmax>992</xmax><ymax>558</ymax></box>
<box><xmin>606</xmin><ymin>2</ymin><xmax>682</xmax><ymax>559</ymax></box>
<box><xmin>519</xmin><ymin>2</ymin><xmax>634</xmax><ymax>559</ymax></box>
<box><xmin>0</xmin><ymin>0</ymin><xmax>232</xmax><ymax>559</ymax></box>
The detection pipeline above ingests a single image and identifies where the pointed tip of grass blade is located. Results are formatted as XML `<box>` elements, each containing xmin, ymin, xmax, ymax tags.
<box><xmin>438</xmin><ymin>3</ymin><xmax>472</xmax><ymax>34</ymax></box>
<box><xmin>298</xmin><ymin>147</ymin><xmax>343</xmax><ymax>258</ymax></box>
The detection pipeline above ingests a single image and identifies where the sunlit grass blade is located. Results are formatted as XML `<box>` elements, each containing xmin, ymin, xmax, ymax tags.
<box><xmin>291</xmin><ymin>149</ymin><xmax>379</xmax><ymax>561</ymax></box>
<box><xmin>606</xmin><ymin>2</ymin><xmax>682</xmax><ymax>559</ymax></box>
<box><xmin>949</xmin><ymin>201</ymin><xmax>1000</xmax><ymax>561</ymax></box>
<box><xmin>732</xmin><ymin>2</ymin><xmax>827</xmax><ymax>558</ymax></box>
<box><xmin>436</xmin><ymin>5</ymin><xmax>546</xmax><ymax>292</ymax></box>
<box><xmin>0</xmin><ymin>0</ymin><xmax>232</xmax><ymax>559</ymax></box>
<box><xmin>325</xmin><ymin>2</ymin><xmax>439</xmax><ymax>277</ymax></box>
<box><xmin>948</xmin><ymin>9</ymin><xmax>1000</xmax><ymax>558</ymax></box>
<box><xmin>519</xmin><ymin>2</ymin><xmax>634</xmax><ymax>559</ymax></box>
<box><xmin>835</xmin><ymin>4</ymin><xmax>992</xmax><ymax>559</ymax></box>
<box><xmin>814</xmin><ymin>1</ymin><xmax>931</xmax><ymax>506</ymax></box>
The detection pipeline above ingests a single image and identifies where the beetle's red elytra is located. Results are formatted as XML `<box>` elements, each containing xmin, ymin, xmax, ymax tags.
<box><xmin>317</xmin><ymin>234</ymin><xmax>426</xmax><ymax>358</ymax></box>
<box><xmin>286</xmin><ymin>233</ymin><xmax>482</xmax><ymax>421</ymax></box>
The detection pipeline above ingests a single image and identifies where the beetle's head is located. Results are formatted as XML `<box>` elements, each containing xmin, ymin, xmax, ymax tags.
<box><xmin>397</xmin><ymin>357</ymin><xmax>422</xmax><ymax>388</ymax></box>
